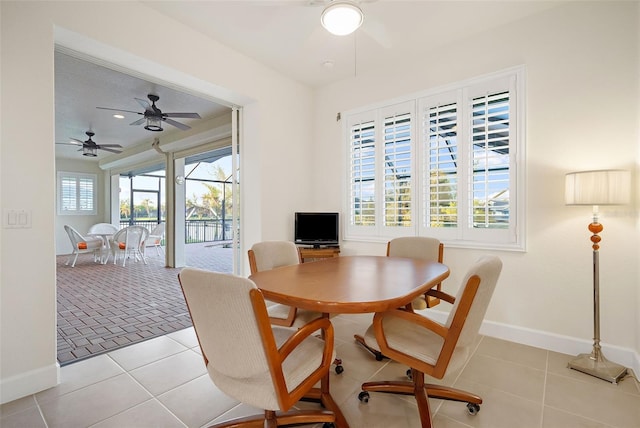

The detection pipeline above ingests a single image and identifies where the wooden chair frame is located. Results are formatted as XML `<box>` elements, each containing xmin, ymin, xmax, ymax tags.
<box><xmin>248</xmin><ymin>244</ymin><xmax>345</xmax><ymax>375</ymax></box>
<box><xmin>354</xmin><ymin>239</ymin><xmax>445</xmax><ymax>360</ymax></box>
<box><xmin>360</xmin><ymin>275</ymin><xmax>484</xmax><ymax>428</ymax></box>
<box><xmin>397</xmin><ymin>241</ymin><xmax>444</xmax><ymax>309</ymax></box>
<box><xmin>178</xmin><ymin>274</ymin><xmax>336</xmax><ymax>428</ymax></box>
<box><xmin>247</xmin><ymin>246</ymin><xmax>304</xmax><ymax>327</ymax></box>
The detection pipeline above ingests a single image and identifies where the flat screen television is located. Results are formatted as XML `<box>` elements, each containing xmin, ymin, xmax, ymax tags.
<box><xmin>294</xmin><ymin>212</ymin><xmax>339</xmax><ymax>248</ymax></box>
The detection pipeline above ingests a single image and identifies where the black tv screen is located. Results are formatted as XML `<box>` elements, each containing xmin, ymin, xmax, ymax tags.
<box><xmin>294</xmin><ymin>212</ymin><xmax>339</xmax><ymax>247</ymax></box>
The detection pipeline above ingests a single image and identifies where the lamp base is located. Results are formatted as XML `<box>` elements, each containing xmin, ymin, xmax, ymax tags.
<box><xmin>568</xmin><ymin>351</ymin><xmax>627</xmax><ymax>384</ymax></box>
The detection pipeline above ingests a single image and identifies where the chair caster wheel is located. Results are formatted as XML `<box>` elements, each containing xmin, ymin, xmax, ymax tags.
<box><xmin>375</xmin><ymin>352</ymin><xmax>384</xmax><ymax>361</ymax></box>
<box><xmin>406</xmin><ymin>369</ymin><xmax>413</xmax><ymax>380</ymax></box>
<box><xmin>322</xmin><ymin>423</ymin><xmax>335</xmax><ymax>428</ymax></box>
<box><xmin>335</xmin><ymin>365</ymin><xmax>344</xmax><ymax>374</ymax></box>
<box><xmin>466</xmin><ymin>402</ymin><xmax>480</xmax><ymax>415</ymax></box>
<box><xmin>358</xmin><ymin>391</ymin><xmax>370</xmax><ymax>403</ymax></box>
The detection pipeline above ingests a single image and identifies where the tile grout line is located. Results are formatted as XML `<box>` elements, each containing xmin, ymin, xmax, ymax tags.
<box><xmin>539</xmin><ymin>349</ymin><xmax>549</xmax><ymax>428</ymax></box>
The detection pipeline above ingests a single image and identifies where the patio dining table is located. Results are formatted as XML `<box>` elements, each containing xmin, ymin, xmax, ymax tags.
<box><xmin>87</xmin><ymin>223</ymin><xmax>119</xmax><ymax>264</ymax></box>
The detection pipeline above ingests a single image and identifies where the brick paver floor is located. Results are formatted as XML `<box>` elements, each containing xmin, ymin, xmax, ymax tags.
<box><xmin>56</xmin><ymin>242</ymin><xmax>233</xmax><ymax>365</ymax></box>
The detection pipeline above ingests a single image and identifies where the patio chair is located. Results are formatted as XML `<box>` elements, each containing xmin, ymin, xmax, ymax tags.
<box><xmin>110</xmin><ymin>225</ymin><xmax>149</xmax><ymax>267</ymax></box>
<box><xmin>64</xmin><ymin>225</ymin><xmax>103</xmax><ymax>267</ymax></box>
<box><xmin>144</xmin><ymin>222</ymin><xmax>165</xmax><ymax>256</ymax></box>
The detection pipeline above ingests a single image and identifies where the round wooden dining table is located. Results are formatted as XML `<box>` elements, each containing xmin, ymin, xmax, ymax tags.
<box><xmin>249</xmin><ymin>255</ymin><xmax>450</xmax><ymax>428</ymax></box>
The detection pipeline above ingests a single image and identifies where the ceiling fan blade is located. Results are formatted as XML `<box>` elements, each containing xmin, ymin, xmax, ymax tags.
<box><xmin>96</xmin><ymin>143</ymin><xmax>123</xmax><ymax>148</ymax></box>
<box><xmin>164</xmin><ymin>118</ymin><xmax>191</xmax><ymax>131</ymax></box>
<box><xmin>96</xmin><ymin>107</ymin><xmax>143</xmax><ymax>115</ymax></box>
<box><xmin>98</xmin><ymin>147</ymin><xmax>123</xmax><ymax>154</ymax></box>
<box><xmin>135</xmin><ymin>98</ymin><xmax>152</xmax><ymax>111</ymax></box>
<box><xmin>362</xmin><ymin>13</ymin><xmax>392</xmax><ymax>49</ymax></box>
<box><xmin>70</xmin><ymin>137</ymin><xmax>85</xmax><ymax>144</ymax></box>
<box><xmin>130</xmin><ymin>118</ymin><xmax>146</xmax><ymax>126</ymax></box>
<box><xmin>163</xmin><ymin>112</ymin><xmax>202</xmax><ymax>119</ymax></box>
<box><xmin>56</xmin><ymin>142</ymin><xmax>82</xmax><ymax>146</ymax></box>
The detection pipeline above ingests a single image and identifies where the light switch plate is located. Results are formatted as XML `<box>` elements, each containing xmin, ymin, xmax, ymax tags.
<box><xmin>3</xmin><ymin>209</ymin><xmax>32</xmax><ymax>228</ymax></box>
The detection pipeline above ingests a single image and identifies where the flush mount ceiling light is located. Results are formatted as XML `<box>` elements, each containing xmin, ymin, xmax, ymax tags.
<box><xmin>321</xmin><ymin>0</ymin><xmax>364</xmax><ymax>36</ymax></box>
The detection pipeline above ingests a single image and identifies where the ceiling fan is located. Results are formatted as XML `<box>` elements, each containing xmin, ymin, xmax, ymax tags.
<box><xmin>56</xmin><ymin>131</ymin><xmax>123</xmax><ymax>157</ymax></box>
<box><xmin>97</xmin><ymin>94</ymin><xmax>202</xmax><ymax>132</ymax></box>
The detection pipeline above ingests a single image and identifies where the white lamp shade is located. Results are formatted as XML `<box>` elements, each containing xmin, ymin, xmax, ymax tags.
<box><xmin>565</xmin><ymin>169</ymin><xmax>631</xmax><ymax>205</ymax></box>
<box><xmin>321</xmin><ymin>1</ymin><xmax>364</xmax><ymax>36</ymax></box>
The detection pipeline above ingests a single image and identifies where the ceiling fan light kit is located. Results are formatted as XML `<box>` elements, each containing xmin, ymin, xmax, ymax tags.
<box><xmin>82</xmin><ymin>146</ymin><xmax>98</xmax><ymax>157</ymax></box>
<box><xmin>321</xmin><ymin>0</ymin><xmax>364</xmax><ymax>36</ymax></box>
<box><xmin>144</xmin><ymin>116</ymin><xmax>163</xmax><ymax>132</ymax></box>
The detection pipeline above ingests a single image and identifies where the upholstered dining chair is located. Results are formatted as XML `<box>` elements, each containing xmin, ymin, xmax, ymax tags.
<box><xmin>63</xmin><ymin>225</ymin><xmax>103</xmax><ymax>267</ymax></box>
<box><xmin>387</xmin><ymin>236</ymin><xmax>445</xmax><ymax>310</ymax></box>
<box><xmin>144</xmin><ymin>222</ymin><xmax>165</xmax><ymax>256</ymax></box>
<box><xmin>354</xmin><ymin>236</ymin><xmax>444</xmax><ymax>360</ymax></box>
<box><xmin>110</xmin><ymin>225</ymin><xmax>149</xmax><ymax>267</ymax></box>
<box><xmin>248</xmin><ymin>241</ymin><xmax>344</xmax><ymax>374</ymax></box>
<box><xmin>248</xmin><ymin>241</ymin><xmax>322</xmax><ymax>328</ymax></box>
<box><xmin>178</xmin><ymin>268</ymin><xmax>336</xmax><ymax>428</ymax></box>
<box><xmin>357</xmin><ymin>256</ymin><xmax>503</xmax><ymax>427</ymax></box>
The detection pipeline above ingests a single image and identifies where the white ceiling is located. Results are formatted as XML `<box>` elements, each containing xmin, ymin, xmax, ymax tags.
<box><xmin>144</xmin><ymin>0</ymin><xmax>564</xmax><ymax>87</ymax></box>
<box><xmin>54</xmin><ymin>52</ymin><xmax>230</xmax><ymax>161</ymax></box>
<box><xmin>56</xmin><ymin>1</ymin><xmax>565</xmax><ymax>161</ymax></box>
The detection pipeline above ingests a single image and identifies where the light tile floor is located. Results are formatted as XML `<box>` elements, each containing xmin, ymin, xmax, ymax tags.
<box><xmin>2</xmin><ymin>313</ymin><xmax>639</xmax><ymax>428</ymax></box>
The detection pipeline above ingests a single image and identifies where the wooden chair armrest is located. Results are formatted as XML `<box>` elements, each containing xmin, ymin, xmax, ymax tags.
<box><xmin>278</xmin><ymin>317</ymin><xmax>333</xmax><ymax>360</ymax></box>
<box><xmin>374</xmin><ymin>308</ymin><xmax>448</xmax><ymax>339</ymax></box>
<box><xmin>250</xmin><ymin>289</ymin><xmax>334</xmax><ymax>409</ymax></box>
<box><xmin>425</xmin><ymin>289</ymin><xmax>455</xmax><ymax>304</ymax></box>
<box><xmin>275</xmin><ymin>316</ymin><xmax>335</xmax><ymax>408</ymax></box>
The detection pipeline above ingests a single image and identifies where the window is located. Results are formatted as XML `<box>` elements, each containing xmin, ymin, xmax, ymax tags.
<box><xmin>57</xmin><ymin>172</ymin><xmax>97</xmax><ymax>215</ymax></box>
<box><xmin>345</xmin><ymin>67</ymin><xmax>525</xmax><ymax>250</ymax></box>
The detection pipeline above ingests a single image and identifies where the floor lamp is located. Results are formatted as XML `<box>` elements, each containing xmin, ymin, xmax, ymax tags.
<box><xmin>565</xmin><ymin>169</ymin><xmax>631</xmax><ymax>383</ymax></box>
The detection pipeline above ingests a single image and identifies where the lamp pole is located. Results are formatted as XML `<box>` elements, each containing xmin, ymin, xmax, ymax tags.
<box><xmin>567</xmin><ymin>207</ymin><xmax>627</xmax><ymax>383</ymax></box>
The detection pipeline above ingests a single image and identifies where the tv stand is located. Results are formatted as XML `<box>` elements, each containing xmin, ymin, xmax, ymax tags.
<box><xmin>298</xmin><ymin>246</ymin><xmax>340</xmax><ymax>263</ymax></box>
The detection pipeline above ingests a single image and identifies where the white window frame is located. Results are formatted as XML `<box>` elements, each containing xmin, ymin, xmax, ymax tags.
<box><xmin>57</xmin><ymin>171</ymin><xmax>98</xmax><ymax>215</ymax></box>
<box><xmin>343</xmin><ymin>66</ymin><xmax>526</xmax><ymax>251</ymax></box>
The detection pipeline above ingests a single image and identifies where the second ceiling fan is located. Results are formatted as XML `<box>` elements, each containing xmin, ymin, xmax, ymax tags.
<box><xmin>56</xmin><ymin>131</ymin><xmax>123</xmax><ymax>157</ymax></box>
<box><xmin>97</xmin><ymin>94</ymin><xmax>202</xmax><ymax>132</ymax></box>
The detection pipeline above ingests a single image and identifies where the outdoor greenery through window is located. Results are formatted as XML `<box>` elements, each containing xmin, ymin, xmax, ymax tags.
<box><xmin>57</xmin><ymin>171</ymin><xmax>97</xmax><ymax>215</ymax></box>
<box><xmin>119</xmin><ymin>154</ymin><xmax>233</xmax><ymax>244</ymax></box>
<box><xmin>345</xmin><ymin>67</ymin><xmax>524</xmax><ymax>250</ymax></box>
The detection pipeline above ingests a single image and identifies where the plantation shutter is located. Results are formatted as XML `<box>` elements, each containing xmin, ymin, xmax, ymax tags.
<box><xmin>348</xmin><ymin>113</ymin><xmax>376</xmax><ymax>227</ymax></box>
<box><xmin>470</xmin><ymin>90</ymin><xmax>510</xmax><ymax>229</ymax></box>
<box><xmin>58</xmin><ymin>172</ymin><xmax>97</xmax><ymax>215</ymax></box>
<box><xmin>382</xmin><ymin>105</ymin><xmax>413</xmax><ymax>228</ymax></box>
<box><xmin>423</xmin><ymin>98</ymin><xmax>458</xmax><ymax>229</ymax></box>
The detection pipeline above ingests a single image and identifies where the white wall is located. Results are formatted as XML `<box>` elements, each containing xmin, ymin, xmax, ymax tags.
<box><xmin>54</xmin><ymin>159</ymin><xmax>107</xmax><ymax>255</ymax></box>
<box><xmin>0</xmin><ymin>1</ymin><xmax>314</xmax><ymax>403</ymax></box>
<box><xmin>312</xmin><ymin>2</ymin><xmax>639</xmax><ymax>362</ymax></box>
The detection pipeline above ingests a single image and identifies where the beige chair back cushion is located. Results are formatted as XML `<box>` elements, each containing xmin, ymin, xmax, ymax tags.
<box><xmin>445</xmin><ymin>255</ymin><xmax>503</xmax><ymax>348</ymax></box>
<box><xmin>387</xmin><ymin>236</ymin><xmax>441</xmax><ymax>261</ymax></box>
<box><xmin>179</xmin><ymin>268</ymin><xmax>270</xmax><ymax>378</ymax></box>
<box><xmin>250</xmin><ymin>241</ymin><xmax>299</xmax><ymax>272</ymax></box>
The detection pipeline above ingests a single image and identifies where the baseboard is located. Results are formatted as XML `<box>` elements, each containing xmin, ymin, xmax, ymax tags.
<box><xmin>0</xmin><ymin>362</ymin><xmax>60</xmax><ymax>404</ymax></box>
<box><xmin>427</xmin><ymin>310</ymin><xmax>640</xmax><ymax>380</ymax></box>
